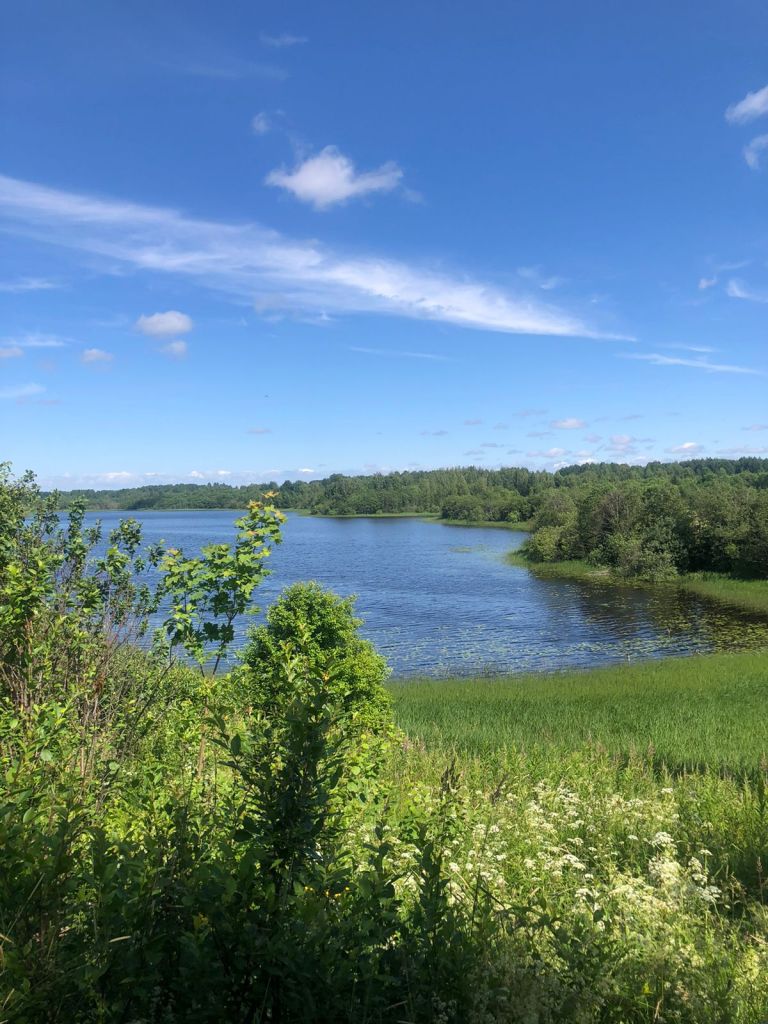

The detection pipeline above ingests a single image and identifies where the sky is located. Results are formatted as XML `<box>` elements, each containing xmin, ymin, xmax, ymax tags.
<box><xmin>1</xmin><ymin>0</ymin><xmax>767</xmax><ymax>489</ymax></box>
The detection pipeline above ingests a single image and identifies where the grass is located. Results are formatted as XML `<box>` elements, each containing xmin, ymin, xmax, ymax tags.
<box><xmin>506</xmin><ymin>550</ymin><xmax>611</xmax><ymax>579</ymax></box>
<box><xmin>388</xmin><ymin>650</ymin><xmax>768</xmax><ymax>773</ymax></box>
<box><xmin>679</xmin><ymin>573</ymin><xmax>768</xmax><ymax>616</ymax></box>
<box><xmin>440</xmin><ymin>518</ymin><xmax>533</xmax><ymax>531</ymax></box>
<box><xmin>507</xmin><ymin>549</ymin><xmax>768</xmax><ymax>615</ymax></box>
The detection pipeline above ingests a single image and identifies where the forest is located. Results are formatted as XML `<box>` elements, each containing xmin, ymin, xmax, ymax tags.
<box><xmin>58</xmin><ymin>458</ymin><xmax>768</xmax><ymax>580</ymax></box>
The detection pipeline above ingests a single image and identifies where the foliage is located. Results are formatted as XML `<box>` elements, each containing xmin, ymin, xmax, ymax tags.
<box><xmin>240</xmin><ymin>581</ymin><xmax>391</xmax><ymax>732</ymax></box>
<box><xmin>157</xmin><ymin>498</ymin><xmax>285</xmax><ymax>673</ymax></box>
<box><xmin>3</xmin><ymin>465</ymin><xmax>768</xmax><ymax>1021</ymax></box>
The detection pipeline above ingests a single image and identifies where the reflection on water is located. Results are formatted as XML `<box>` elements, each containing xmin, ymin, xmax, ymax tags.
<box><xmin>85</xmin><ymin>511</ymin><xmax>768</xmax><ymax>677</ymax></box>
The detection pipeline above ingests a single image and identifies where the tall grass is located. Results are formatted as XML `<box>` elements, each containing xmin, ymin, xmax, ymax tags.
<box><xmin>389</xmin><ymin>650</ymin><xmax>768</xmax><ymax>772</ymax></box>
<box><xmin>680</xmin><ymin>573</ymin><xmax>768</xmax><ymax>616</ymax></box>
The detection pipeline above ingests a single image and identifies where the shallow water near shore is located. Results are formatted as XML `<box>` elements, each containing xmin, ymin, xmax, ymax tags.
<box><xmin>87</xmin><ymin>510</ymin><xmax>768</xmax><ymax>676</ymax></box>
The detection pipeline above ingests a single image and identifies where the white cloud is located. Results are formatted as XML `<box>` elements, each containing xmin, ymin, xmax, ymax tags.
<box><xmin>251</xmin><ymin>112</ymin><xmax>271</xmax><ymax>135</ymax></box>
<box><xmin>743</xmin><ymin>134</ymin><xmax>768</xmax><ymax>170</ymax></box>
<box><xmin>170</xmin><ymin>57</ymin><xmax>287</xmax><ymax>82</ymax></box>
<box><xmin>260</xmin><ymin>32</ymin><xmax>307</xmax><ymax>48</ymax></box>
<box><xmin>215</xmin><ymin>469</ymin><xmax>232</xmax><ymax>476</ymax></box>
<box><xmin>266</xmin><ymin>146</ymin><xmax>404</xmax><ymax>209</ymax></box>
<box><xmin>527</xmin><ymin>447</ymin><xmax>568</xmax><ymax>458</ymax></box>
<box><xmin>0</xmin><ymin>173</ymin><xmax>618</xmax><ymax>339</ymax></box>
<box><xmin>0</xmin><ymin>382</ymin><xmax>45</xmax><ymax>399</ymax></box>
<box><xmin>161</xmin><ymin>340</ymin><xmax>188</xmax><ymax>358</ymax></box>
<box><xmin>136</xmin><ymin>310</ymin><xmax>193</xmax><ymax>336</ymax></box>
<box><xmin>663</xmin><ymin>343</ymin><xmax>716</xmax><ymax>354</ymax></box>
<box><xmin>297</xmin><ymin>467</ymin><xmax>315</xmax><ymax>474</ymax></box>
<box><xmin>698</xmin><ymin>276</ymin><xmax>717</xmax><ymax>290</ymax></box>
<box><xmin>718</xmin><ymin>445</ymin><xmax>768</xmax><ymax>455</ymax></box>
<box><xmin>743</xmin><ymin>423</ymin><xmax>768</xmax><ymax>432</ymax></box>
<box><xmin>621</xmin><ymin>352</ymin><xmax>763</xmax><ymax>375</ymax></box>
<box><xmin>81</xmin><ymin>347</ymin><xmax>113</xmax><ymax>363</ymax></box>
<box><xmin>3</xmin><ymin>333</ymin><xmax>67</xmax><ymax>349</ymax></box>
<box><xmin>0</xmin><ymin>345</ymin><xmax>23</xmax><ymax>359</ymax></box>
<box><xmin>726</xmin><ymin>278</ymin><xmax>768</xmax><ymax>303</ymax></box>
<box><xmin>551</xmin><ymin>417</ymin><xmax>586</xmax><ymax>429</ymax></box>
<box><xmin>666</xmin><ymin>442</ymin><xmax>703</xmax><ymax>455</ymax></box>
<box><xmin>248</xmin><ymin>427</ymin><xmax>272</xmax><ymax>435</ymax></box>
<box><xmin>517</xmin><ymin>266</ymin><xmax>566</xmax><ymax>290</ymax></box>
<box><xmin>189</xmin><ymin>470</ymin><xmax>205</xmax><ymax>479</ymax></box>
<box><xmin>726</xmin><ymin>84</ymin><xmax>768</xmax><ymax>124</ymax></box>
<box><xmin>350</xmin><ymin>345</ymin><xmax>450</xmax><ymax>360</ymax></box>
<box><xmin>0</xmin><ymin>276</ymin><xmax>60</xmax><ymax>292</ymax></box>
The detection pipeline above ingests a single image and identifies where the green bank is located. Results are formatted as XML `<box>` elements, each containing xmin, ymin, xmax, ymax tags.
<box><xmin>507</xmin><ymin>549</ymin><xmax>768</xmax><ymax>617</ymax></box>
<box><xmin>389</xmin><ymin>650</ymin><xmax>768</xmax><ymax>773</ymax></box>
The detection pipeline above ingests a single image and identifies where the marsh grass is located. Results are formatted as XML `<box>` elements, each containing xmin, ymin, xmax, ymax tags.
<box><xmin>680</xmin><ymin>573</ymin><xmax>768</xmax><ymax>617</ymax></box>
<box><xmin>389</xmin><ymin>651</ymin><xmax>768</xmax><ymax>773</ymax></box>
<box><xmin>507</xmin><ymin>549</ymin><xmax>768</xmax><ymax>616</ymax></box>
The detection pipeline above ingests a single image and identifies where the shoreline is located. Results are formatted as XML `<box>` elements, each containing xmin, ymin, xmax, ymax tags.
<box><xmin>69</xmin><ymin>504</ymin><xmax>533</xmax><ymax>532</ymax></box>
<box><xmin>506</xmin><ymin>550</ymin><xmax>768</xmax><ymax>617</ymax></box>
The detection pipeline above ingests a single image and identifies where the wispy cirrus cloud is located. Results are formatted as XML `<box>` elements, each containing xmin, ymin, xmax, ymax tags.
<box><xmin>167</xmin><ymin>55</ymin><xmax>287</xmax><ymax>82</ymax></box>
<box><xmin>0</xmin><ymin>276</ymin><xmax>60</xmax><ymax>293</ymax></box>
<box><xmin>517</xmin><ymin>266</ymin><xmax>566</xmax><ymax>290</ymax></box>
<box><xmin>350</xmin><ymin>346</ymin><xmax>451</xmax><ymax>361</ymax></box>
<box><xmin>725</xmin><ymin>83</ymin><xmax>768</xmax><ymax>124</ymax></box>
<box><xmin>697</xmin><ymin>260</ymin><xmax>748</xmax><ymax>291</ymax></box>
<box><xmin>743</xmin><ymin>134</ymin><xmax>768</xmax><ymax>170</ymax></box>
<box><xmin>259</xmin><ymin>32</ymin><xmax>307</xmax><ymax>48</ymax></box>
<box><xmin>620</xmin><ymin>352</ymin><xmax>763</xmax><ymax>376</ymax></box>
<box><xmin>0</xmin><ymin>173</ymin><xmax>618</xmax><ymax>339</ymax></box>
<box><xmin>0</xmin><ymin>382</ymin><xmax>45</xmax><ymax>400</ymax></box>
<box><xmin>1</xmin><ymin>333</ymin><xmax>68</xmax><ymax>350</ymax></box>
<box><xmin>727</xmin><ymin>278</ymin><xmax>768</xmax><ymax>303</ymax></box>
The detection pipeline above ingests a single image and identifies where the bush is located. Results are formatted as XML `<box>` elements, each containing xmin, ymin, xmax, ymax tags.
<box><xmin>240</xmin><ymin>581</ymin><xmax>392</xmax><ymax>734</ymax></box>
<box><xmin>524</xmin><ymin>525</ymin><xmax>566</xmax><ymax>563</ymax></box>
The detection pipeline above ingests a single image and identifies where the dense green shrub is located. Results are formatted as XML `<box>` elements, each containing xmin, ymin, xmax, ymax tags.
<box><xmin>240</xmin><ymin>581</ymin><xmax>392</xmax><ymax>734</ymax></box>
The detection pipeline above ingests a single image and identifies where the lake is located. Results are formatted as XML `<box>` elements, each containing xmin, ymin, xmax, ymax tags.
<box><xmin>87</xmin><ymin>510</ymin><xmax>768</xmax><ymax>677</ymax></box>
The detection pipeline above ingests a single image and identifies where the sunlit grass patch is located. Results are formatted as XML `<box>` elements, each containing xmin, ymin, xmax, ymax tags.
<box><xmin>389</xmin><ymin>650</ymin><xmax>768</xmax><ymax>773</ymax></box>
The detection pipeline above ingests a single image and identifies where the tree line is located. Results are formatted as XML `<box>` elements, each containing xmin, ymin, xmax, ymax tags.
<box><xmin>56</xmin><ymin>457</ymin><xmax>768</xmax><ymax>550</ymax></box>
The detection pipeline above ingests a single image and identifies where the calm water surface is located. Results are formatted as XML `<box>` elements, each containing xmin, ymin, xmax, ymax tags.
<box><xmin>89</xmin><ymin>511</ymin><xmax>768</xmax><ymax>677</ymax></box>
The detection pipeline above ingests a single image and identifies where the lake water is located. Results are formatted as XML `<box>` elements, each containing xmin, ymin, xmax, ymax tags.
<box><xmin>88</xmin><ymin>510</ymin><xmax>768</xmax><ymax>677</ymax></box>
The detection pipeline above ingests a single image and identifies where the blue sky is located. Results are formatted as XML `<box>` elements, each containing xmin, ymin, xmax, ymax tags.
<box><xmin>1</xmin><ymin>0</ymin><xmax>767</xmax><ymax>488</ymax></box>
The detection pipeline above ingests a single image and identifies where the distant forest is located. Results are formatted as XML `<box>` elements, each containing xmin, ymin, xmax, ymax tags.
<box><xmin>55</xmin><ymin>456</ymin><xmax>768</xmax><ymax>519</ymax></box>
